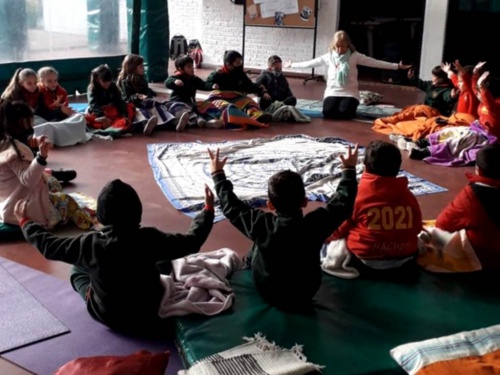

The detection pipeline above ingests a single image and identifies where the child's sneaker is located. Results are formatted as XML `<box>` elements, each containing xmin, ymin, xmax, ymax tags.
<box><xmin>256</xmin><ymin>113</ymin><xmax>273</xmax><ymax>124</ymax></box>
<box><xmin>51</xmin><ymin>169</ymin><xmax>77</xmax><ymax>183</ymax></box>
<box><xmin>388</xmin><ymin>133</ymin><xmax>405</xmax><ymax>144</ymax></box>
<box><xmin>176</xmin><ymin>112</ymin><xmax>189</xmax><ymax>132</ymax></box>
<box><xmin>397</xmin><ymin>138</ymin><xmax>418</xmax><ymax>152</ymax></box>
<box><xmin>197</xmin><ymin>118</ymin><xmax>207</xmax><ymax>128</ymax></box>
<box><xmin>205</xmin><ymin>119</ymin><xmax>224</xmax><ymax>128</ymax></box>
<box><xmin>143</xmin><ymin>115</ymin><xmax>158</xmax><ymax>136</ymax></box>
<box><xmin>409</xmin><ymin>147</ymin><xmax>431</xmax><ymax>160</ymax></box>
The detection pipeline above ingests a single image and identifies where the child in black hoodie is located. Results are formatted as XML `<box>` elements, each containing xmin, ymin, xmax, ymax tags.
<box><xmin>15</xmin><ymin>179</ymin><xmax>214</xmax><ymax>333</ymax></box>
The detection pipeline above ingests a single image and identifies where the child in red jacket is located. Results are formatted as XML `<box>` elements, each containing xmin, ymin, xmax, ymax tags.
<box><xmin>435</xmin><ymin>144</ymin><xmax>500</xmax><ymax>269</ymax></box>
<box><xmin>441</xmin><ymin>60</ymin><xmax>479</xmax><ymax>118</ymax></box>
<box><xmin>328</xmin><ymin>140</ymin><xmax>422</xmax><ymax>272</ymax></box>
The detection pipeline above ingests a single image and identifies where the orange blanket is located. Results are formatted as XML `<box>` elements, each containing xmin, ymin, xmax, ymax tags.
<box><xmin>372</xmin><ymin>104</ymin><xmax>475</xmax><ymax>140</ymax></box>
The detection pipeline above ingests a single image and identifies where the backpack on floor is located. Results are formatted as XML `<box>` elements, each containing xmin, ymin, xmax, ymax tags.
<box><xmin>170</xmin><ymin>34</ymin><xmax>188</xmax><ymax>60</ymax></box>
<box><xmin>188</xmin><ymin>39</ymin><xmax>203</xmax><ymax>68</ymax></box>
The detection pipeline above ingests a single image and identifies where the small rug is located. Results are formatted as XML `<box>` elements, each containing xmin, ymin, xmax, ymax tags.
<box><xmin>0</xmin><ymin>262</ymin><xmax>69</xmax><ymax>353</ymax></box>
<box><xmin>147</xmin><ymin>134</ymin><xmax>447</xmax><ymax>222</ymax></box>
<box><xmin>295</xmin><ymin>98</ymin><xmax>401</xmax><ymax>120</ymax></box>
<box><xmin>1</xmin><ymin>257</ymin><xmax>184</xmax><ymax>375</ymax></box>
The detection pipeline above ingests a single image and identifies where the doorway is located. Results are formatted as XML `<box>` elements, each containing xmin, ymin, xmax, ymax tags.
<box><xmin>338</xmin><ymin>0</ymin><xmax>426</xmax><ymax>83</ymax></box>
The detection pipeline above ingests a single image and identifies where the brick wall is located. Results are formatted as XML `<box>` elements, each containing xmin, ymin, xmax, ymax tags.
<box><xmin>168</xmin><ymin>0</ymin><xmax>339</xmax><ymax>75</ymax></box>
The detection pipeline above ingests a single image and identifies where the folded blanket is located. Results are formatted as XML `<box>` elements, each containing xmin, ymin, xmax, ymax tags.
<box><xmin>417</xmin><ymin>226</ymin><xmax>482</xmax><ymax>273</ymax></box>
<box><xmin>265</xmin><ymin>101</ymin><xmax>311</xmax><ymax>123</ymax></box>
<box><xmin>158</xmin><ymin>248</ymin><xmax>244</xmax><ymax>318</ymax></box>
<box><xmin>391</xmin><ymin>324</ymin><xmax>500</xmax><ymax>375</ymax></box>
<box><xmin>179</xmin><ymin>333</ymin><xmax>323</xmax><ymax>375</ymax></box>
<box><xmin>320</xmin><ymin>239</ymin><xmax>359</xmax><ymax>279</ymax></box>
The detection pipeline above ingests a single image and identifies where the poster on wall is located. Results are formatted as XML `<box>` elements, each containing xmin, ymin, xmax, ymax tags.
<box><xmin>245</xmin><ymin>0</ymin><xmax>316</xmax><ymax>29</ymax></box>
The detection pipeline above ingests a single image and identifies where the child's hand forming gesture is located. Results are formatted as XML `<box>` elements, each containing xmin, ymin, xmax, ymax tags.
<box><xmin>204</xmin><ymin>184</ymin><xmax>215</xmax><ymax>207</ymax></box>
<box><xmin>174</xmin><ymin>79</ymin><xmax>184</xmax><ymax>86</ymax></box>
<box><xmin>441</xmin><ymin>62</ymin><xmax>452</xmax><ymax>74</ymax></box>
<box><xmin>13</xmin><ymin>199</ymin><xmax>29</xmax><ymax>223</ymax></box>
<box><xmin>477</xmin><ymin>71</ymin><xmax>490</xmax><ymax>91</ymax></box>
<box><xmin>473</xmin><ymin>61</ymin><xmax>487</xmax><ymax>76</ymax></box>
<box><xmin>339</xmin><ymin>143</ymin><xmax>359</xmax><ymax>169</ymax></box>
<box><xmin>207</xmin><ymin>148</ymin><xmax>228</xmax><ymax>174</ymax></box>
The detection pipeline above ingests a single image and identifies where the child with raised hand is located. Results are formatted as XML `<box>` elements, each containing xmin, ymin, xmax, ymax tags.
<box><xmin>435</xmin><ymin>143</ymin><xmax>500</xmax><ymax>269</ymax></box>
<box><xmin>86</xmin><ymin>64</ymin><xmax>135</xmax><ymax>133</ymax></box>
<box><xmin>37</xmin><ymin>66</ymin><xmax>75</xmax><ymax>121</ymax></box>
<box><xmin>326</xmin><ymin>141</ymin><xmax>422</xmax><ymax>275</ymax></box>
<box><xmin>0</xmin><ymin>68</ymin><xmax>87</xmax><ymax>147</ymax></box>
<box><xmin>208</xmin><ymin>145</ymin><xmax>358</xmax><ymax>311</ymax></box>
<box><xmin>14</xmin><ymin>179</ymin><xmax>215</xmax><ymax>334</ymax></box>
<box><xmin>408</xmin><ymin>67</ymin><xmax>500</xmax><ymax>165</ymax></box>
<box><xmin>117</xmin><ymin>54</ymin><xmax>188</xmax><ymax>134</ymax></box>
<box><xmin>0</xmin><ymin>101</ymin><xmax>92</xmax><ymax>229</ymax></box>
<box><xmin>441</xmin><ymin>60</ymin><xmax>479</xmax><ymax>118</ymax></box>
<box><xmin>164</xmin><ymin>55</ymin><xmax>221</xmax><ymax>128</ymax></box>
<box><xmin>407</xmin><ymin>65</ymin><xmax>457</xmax><ymax>116</ymax></box>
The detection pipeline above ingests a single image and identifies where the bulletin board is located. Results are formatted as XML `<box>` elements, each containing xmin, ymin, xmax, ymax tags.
<box><xmin>244</xmin><ymin>0</ymin><xmax>316</xmax><ymax>29</ymax></box>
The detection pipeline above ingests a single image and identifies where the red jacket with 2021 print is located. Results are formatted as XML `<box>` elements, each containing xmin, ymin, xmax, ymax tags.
<box><xmin>329</xmin><ymin>172</ymin><xmax>422</xmax><ymax>260</ymax></box>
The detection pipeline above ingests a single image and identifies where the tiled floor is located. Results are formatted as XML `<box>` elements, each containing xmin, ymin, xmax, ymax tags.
<box><xmin>0</xmin><ymin>67</ymin><xmax>472</xmax><ymax>374</ymax></box>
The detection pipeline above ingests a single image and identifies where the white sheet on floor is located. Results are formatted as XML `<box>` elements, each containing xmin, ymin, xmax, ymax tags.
<box><xmin>158</xmin><ymin>248</ymin><xmax>244</xmax><ymax>318</ymax></box>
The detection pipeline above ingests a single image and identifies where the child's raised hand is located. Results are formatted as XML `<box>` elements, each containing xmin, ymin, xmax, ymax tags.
<box><xmin>407</xmin><ymin>69</ymin><xmax>415</xmax><ymax>79</ymax></box>
<box><xmin>283</xmin><ymin>59</ymin><xmax>292</xmax><ymax>68</ymax></box>
<box><xmin>441</xmin><ymin>62</ymin><xmax>451</xmax><ymax>74</ymax></box>
<box><xmin>204</xmin><ymin>184</ymin><xmax>215</xmax><ymax>207</ymax></box>
<box><xmin>207</xmin><ymin>148</ymin><xmax>228</xmax><ymax>174</ymax></box>
<box><xmin>339</xmin><ymin>143</ymin><xmax>359</xmax><ymax>169</ymax></box>
<box><xmin>13</xmin><ymin>199</ymin><xmax>29</xmax><ymax>222</ymax></box>
<box><xmin>473</xmin><ymin>61</ymin><xmax>487</xmax><ymax>76</ymax></box>
<box><xmin>174</xmin><ymin>79</ymin><xmax>184</xmax><ymax>86</ymax></box>
<box><xmin>477</xmin><ymin>71</ymin><xmax>490</xmax><ymax>90</ymax></box>
<box><xmin>454</xmin><ymin>60</ymin><xmax>465</xmax><ymax>75</ymax></box>
<box><xmin>38</xmin><ymin>136</ymin><xmax>51</xmax><ymax>158</ymax></box>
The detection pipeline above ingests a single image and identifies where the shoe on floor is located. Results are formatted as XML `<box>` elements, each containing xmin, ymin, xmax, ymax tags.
<box><xmin>51</xmin><ymin>169</ymin><xmax>77</xmax><ymax>183</ymax></box>
<box><xmin>143</xmin><ymin>115</ymin><xmax>158</xmax><ymax>136</ymax></box>
<box><xmin>388</xmin><ymin>133</ymin><xmax>405</xmax><ymax>144</ymax></box>
<box><xmin>176</xmin><ymin>112</ymin><xmax>189</xmax><ymax>132</ymax></box>
<box><xmin>397</xmin><ymin>138</ymin><xmax>419</xmax><ymax>152</ymax></box>
<box><xmin>205</xmin><ymin>119</ymin><xmax>224</xmax><ymax>128</ymax></box>
<box><xmin>256</xmin><ymin>113</ymin><xmax>273</xmax><ymax>124</ymax></box>
<box><xmin>409</xmin><ymin>147</ymin><xmax>431</xmax><ymax>160</ymax></box>
<box><xmin>197</xmin><ymin>118</ymin><xmax>207</xmax><ymax>128</ymax></box>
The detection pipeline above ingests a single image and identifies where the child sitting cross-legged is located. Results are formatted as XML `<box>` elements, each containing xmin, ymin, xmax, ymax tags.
<box><xmin>208</xmin><ymin>145</ymin><xmax>358</xmax><ymax>312</ymax></box>
<box><xmin>14</xmin><ymin>179</ymin><xmax>215</xmax><ymax>334</ymax></box>
<box><xmin>435</xmin><ymin>143</ymin><xmax>500</xmax><ymax>269</ymax></box>
<box><xmin>324</xmin><ymin>141</ymin><xmax>423</xmax><ymax>277</ymax></box>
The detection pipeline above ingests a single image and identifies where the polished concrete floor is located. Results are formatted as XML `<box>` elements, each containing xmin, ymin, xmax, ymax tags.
<box><xmin>0</xmin><ymin>67</ymin><xmax>472</xmax><ymax>374</ymax></box>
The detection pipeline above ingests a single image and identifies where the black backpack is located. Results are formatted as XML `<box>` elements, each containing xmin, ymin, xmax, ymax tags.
<box><xmin>170</xmin><ymin>34</ymin><xmax>188</xmax><ymax>60</ymax></box>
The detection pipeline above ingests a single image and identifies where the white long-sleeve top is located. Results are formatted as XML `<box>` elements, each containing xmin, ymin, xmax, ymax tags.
<box><xmin>291</xmin><ymin>51</ymin><xmax>398</xmax><ymax>100</ymax></box>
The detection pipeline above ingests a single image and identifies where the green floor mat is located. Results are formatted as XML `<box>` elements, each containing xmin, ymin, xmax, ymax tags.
<box><xmin>174</xmin><ymin>269</ymin><xmax>500</xmax><ymax>374</ymax></box>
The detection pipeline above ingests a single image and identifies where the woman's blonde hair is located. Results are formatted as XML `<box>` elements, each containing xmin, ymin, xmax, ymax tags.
<box><xmin>329</xmin><ymin>30</ymin><xmax>356</xmax><ymax>52</ymax></box>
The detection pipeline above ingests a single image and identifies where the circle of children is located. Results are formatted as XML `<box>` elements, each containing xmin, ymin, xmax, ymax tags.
<box><xmin>1</xmin><ymin>30</ymin><xmax>499</xmax><ymax>333</ymax></box>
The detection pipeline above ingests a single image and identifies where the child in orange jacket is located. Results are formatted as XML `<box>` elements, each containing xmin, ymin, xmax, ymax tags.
<box><xmin>328</xmin><ymin>140</ymin><xmax>423</xmax><ymax>272</ymax></box>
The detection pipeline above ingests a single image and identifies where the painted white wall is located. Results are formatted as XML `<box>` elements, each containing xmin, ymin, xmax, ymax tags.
<box><xmin>168</xmin><ymin>0</ymin><xmax>340</xmax><ymax>75</ymax></box>
<box><xmin>168</xmin><ymin>0</ymin><xmax>445</xmax><ymax>80</ymax></box>
<box><xmin>419</xmin><ymin>0</ymin><xmax>449</xmax><ymax>80</ymax></box>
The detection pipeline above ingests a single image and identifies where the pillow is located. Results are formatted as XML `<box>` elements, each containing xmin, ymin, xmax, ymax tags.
<box><xmin>53</xmin><ymin>350</ymin><xmax>170</xmax><ymax>375</ymax></box>
<box><xmin>359</xmin><ymin>90</ymin><xmax>383</xmax><ymax>105</ymax></box>
<box><xmin>390</xmin><ymin>324</ymin><xmax>500</xmax><ymax>374</ymax></box>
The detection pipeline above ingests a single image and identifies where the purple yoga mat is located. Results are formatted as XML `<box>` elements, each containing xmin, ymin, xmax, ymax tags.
<box><xmin>0</xmin><ymin>258</ymin><xmax>184</xmax><ymax>375</ymax></box>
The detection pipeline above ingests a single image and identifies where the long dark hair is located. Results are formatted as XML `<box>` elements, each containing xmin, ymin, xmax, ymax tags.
<box><xmin>0</xmin><ymin>100</ymin><xmax>35</xmax><ymax>159</ymax></box>
<box><xmin>1</xmin><ymin>68</ymin><xmax>38</xmax><ymax>102</ymax></box>
<box><xmin>89</xmin><ymin>64</ymin><xmax>114</xmax><ymax>94</ymax></box>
